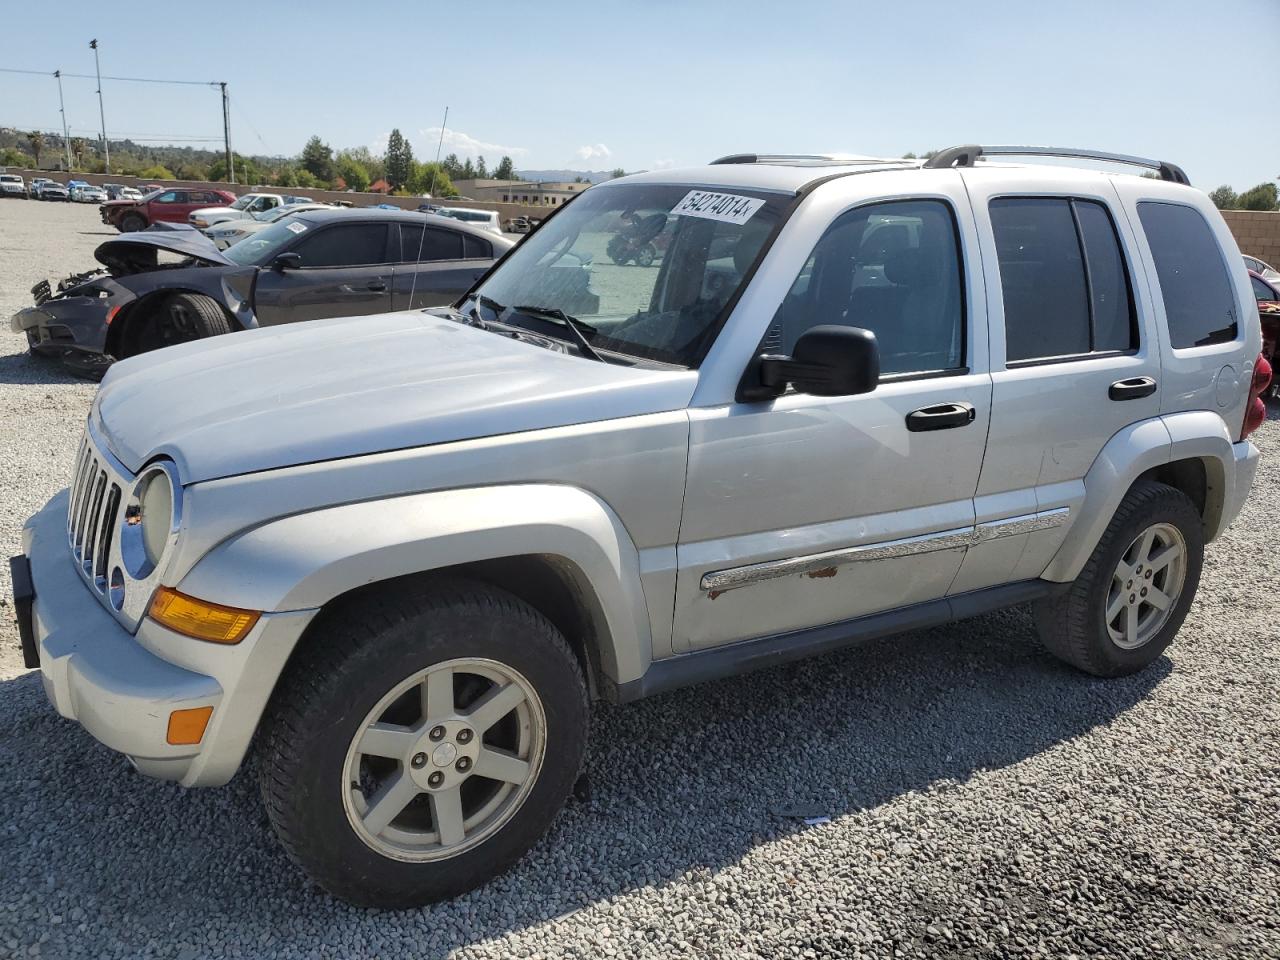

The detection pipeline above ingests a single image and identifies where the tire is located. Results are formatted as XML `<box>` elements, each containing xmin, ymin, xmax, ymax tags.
<box><xmin>606</xmin><ymin>235</ymin><xmax>631</xmax><ymax>265</ymax></box>
<box><xmin>119</xmin><ymin>213</ymin><xmax>147</xmax><ymax>232</ymax></box>
<box><xmin>1034</xmin><ymin>480</ymin><xmax>1203</xmax><ymax>677</ymax></box>
<box><xmin>258</xmin><ymin>579</ymin><xmax>590</xmax><ymax>908</ymax></box>
<box><xmin>636</xmin><ymin>243</ymin><xmax>656</xmax><ymax>267</ymax></box>
<box><xmin>130</xmin><ymin>292</ymin><xmax>232</xmax><ymax>356</ymax></box>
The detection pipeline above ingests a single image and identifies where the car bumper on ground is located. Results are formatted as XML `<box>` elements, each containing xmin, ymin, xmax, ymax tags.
<box><xmin>13</xmin><ymin>491</ymin><xmax>317</xmax><ymax>787</ymax></box>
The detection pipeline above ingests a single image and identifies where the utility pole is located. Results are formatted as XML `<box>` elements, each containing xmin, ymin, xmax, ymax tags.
<box><xmin>89</xmin><ymin>39</ymin><xmax>110</xmax><ymax>174</ymax></box>
<box><xmin>54</xmin><ymin>71</ymin><xmax>72</xmax><ymax>171</ymax></box>
<box><xmin>219</xmin><ymin>82</ymin><xmax>233</xmax><ymax>185</ymax></box>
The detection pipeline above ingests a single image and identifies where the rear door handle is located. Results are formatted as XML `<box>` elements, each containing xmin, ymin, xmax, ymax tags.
<box><xmin>1109</xmin><ymin>376</ymin><xmax>1157</xmax><ymax>401</ymax></box>
<box><xmin>906</xmin><ymin>402</ymin><xmax>976</xmax><ymax>432</ymax></box>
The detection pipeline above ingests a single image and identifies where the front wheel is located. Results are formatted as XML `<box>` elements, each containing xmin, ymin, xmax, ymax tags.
<box><xmin>259</xmin><ymin>580</ymin><xmax>589</xmax><ymax>908</ymax></box>
<box><xmin>128</xmin><ymin>292</ymin><xmax>232</xmax><ymax>356</ymax></box>
<box><xmin>1034</xmin><ymin>480</ymin><xmax>1203</xmax><ymax>677</ymax></box>
<box><xmin>119</xmin><ymin>212</ymin><xmax>147</xmax><ymax>232</ymax></box>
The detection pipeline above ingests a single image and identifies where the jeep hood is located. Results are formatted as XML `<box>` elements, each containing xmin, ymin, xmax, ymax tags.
<box><xmin>95</xmin><ymin>227</ymin><xmax>234</xmax><ymax>275</ymax></box>
<box><xmin>93</xmin><ymin>311</ymin><xmax>697</xmax><ymax>483</ymax></box>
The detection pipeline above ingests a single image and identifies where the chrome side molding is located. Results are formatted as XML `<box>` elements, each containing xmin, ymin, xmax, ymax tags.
<box><xmin>700</xmin><ymin>508</ymin><xmax>1069</xmax><ymax>596</ymax></box>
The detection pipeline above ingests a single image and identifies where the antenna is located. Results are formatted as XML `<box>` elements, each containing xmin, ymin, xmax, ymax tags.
<box><xmin>410</xmin><ymin>106</ymin><xmax>449</xmax><ymax>310</ymax></box>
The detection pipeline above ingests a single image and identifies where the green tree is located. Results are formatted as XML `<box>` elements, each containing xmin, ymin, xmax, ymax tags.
<box><xmin>337</xmin><ymin>147</ymin><xmax>381</xmax><ymax>184</ymax></box>
<box><xmin>70</xmin><ymin>138</ymin><xmax>89</xmax><ymax>169</ymax></box>
<box><xmin>301</xmin><ymin>135</ymin><xmax>335</xmax><ymax>183</ymax></box>
<box><xmin>610</xmin><ymin>167</ymin><xmax>626</xmax><ymax>179</ymax></box>
<box><xmin>408</xmin><ymin>161</ymin><xmax>458</xmax><ymax>198</ymax></box>
<box><xmin>208</xmin><ymin>153</ymin><xmax>264</xmax><ymax>184</ymax></box>
<box><xmin>1208</xmin><ymin>185</ymin><xmax>1238</xmax><ymax>210</ymax></box>
<box><xmin>335</xmin><ymin>153</ymin><xmax>370</xmax><ymax>192</ymax></box>
<box><xmin>175</xmin><ymin>162</ymin><xmax>209</xmax><ymax>181</ymax></box>
<box><xmin>493</xmin><ymin>155</ymin><xmax>515</xmax><ymax>180</ymax></box>
<box><xmin>294</xmin><ymin>168</ymin><xmax>321</xmax><ymax>189</ymax></box>
<box><xmin>138</xmin><ymin>164</ymin><xmax>175</xmax><ymax>180</ymax></box>
<box><xmin>1236</xmin><ymin>182</ymin><xmax>1279</xmax><ymax>211</ymax></box>
<box><xmin>459</xmin><ymin>156</ymin><xmax>476</xmax><ymax>180</ymax></box>
<box><xmin>384</xmin><ymin>129</ymin><xmax>415</xmax><ymax>191</ymax></box>
<box><xmin>476</xmin><ymin>155</ymin><xmax>488</xmax><ymax>179</ymax></box>
<box><xmin>1</xmin><ymin>147</ymin><xmax>33</xmax><ymax>167</ymax></box>
<box><xmin>26</xmin><ymin>131</ymin><xmax>45</xmax><ymax>168</ymax></box>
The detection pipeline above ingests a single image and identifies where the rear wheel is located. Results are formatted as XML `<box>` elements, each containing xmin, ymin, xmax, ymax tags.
<box><xmin>129</xmin><ymin>292</ymin><xmax>232</xmax><ymax>356</ymax></box>
<box><xmin>636</xmin><ymin>243</ymin><xmax>656</xmax><ymax>267</ymax></box>
<box><xmin>119</xmin><ymin>212</ymin><xmax>147</xmax><ymax>232</ymax></box>
<box><xmin>1034</xmin><ymin>481</ymin><xmax>1203</xmax><ymax>677</ymax></box>
<box><xmin>259</xmin><ymin>580</ymin><xmax>589</xmax><ymax>908</ymax></box>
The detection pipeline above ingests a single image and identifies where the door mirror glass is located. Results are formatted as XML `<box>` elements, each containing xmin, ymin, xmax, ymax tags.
<box><xmin>271</xmin><ymin>252</ymin><xmax>302</xmax><ymax>271</ymax></box>
<box><xmin>757</xmin><ymin>325</ymin><xmax>880</xmax><ymax>398</ymax></box>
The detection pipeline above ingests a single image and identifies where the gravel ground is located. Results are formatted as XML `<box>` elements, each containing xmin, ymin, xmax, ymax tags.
<box><xmin>1</xmin><ymin>198</ymin><xmax>1278</xmax><ymax>959</ymax></box>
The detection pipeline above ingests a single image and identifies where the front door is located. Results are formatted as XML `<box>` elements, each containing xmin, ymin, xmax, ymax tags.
<box><xmin>253</xmin><ymin>221</ymin><xmax>394</xmax><ymax>326</ymax></box>
<box><xmin>673</xmin><ymin>190</ymin><xmax>992</xmax><ymax>651</ymax></box>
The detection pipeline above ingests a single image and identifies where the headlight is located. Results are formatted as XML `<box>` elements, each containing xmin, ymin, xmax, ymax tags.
<box><xmin>193</xmin><ymin>218</ymin><xmax>208</xmax><ymax>228</ymax></box>
<box><xmin>121</xmin><ymin>461</ymin><xmax>182</xmax><ymax>579</ymax></box>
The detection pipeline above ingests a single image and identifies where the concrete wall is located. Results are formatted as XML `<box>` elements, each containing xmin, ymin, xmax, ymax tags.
<box><xmin>0</xmin><ymin>166</ymin><xmax>553</xmax><ymax>225</ymax></box>
<box><xmin>1222</xmin><ymin>210</ymin><xmax>1280</xmax><ymax>269</ymax></box>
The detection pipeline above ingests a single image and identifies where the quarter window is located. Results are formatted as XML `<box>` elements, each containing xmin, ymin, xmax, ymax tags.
<box><xmin>766</xmin><ymin>199</ymin><xmax>965</xmax><ymax>375</ymax></box>
<box><xmin>990</xmin><ymin>198</ymin><xmax>1136</xmax><ymax>363</ymax></box>
<box><xmin>1252</xmin><ymin>275</ymin><xmax>1276</xmax><ymax>302</ymax></box>
<box><xmin>1137</xmin><ymin>201</ymin><xmax>1238</xmax><ymax>348</ymax></box>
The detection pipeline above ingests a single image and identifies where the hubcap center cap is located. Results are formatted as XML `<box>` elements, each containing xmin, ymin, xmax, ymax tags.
<box><xmin>432</xmin><ymin>742</ymin><xmax>458</xmax><ymax>766</ymax></box>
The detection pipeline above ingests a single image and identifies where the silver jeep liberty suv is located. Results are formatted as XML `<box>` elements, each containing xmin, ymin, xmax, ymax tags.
<box><xmin>12</xmin><ymin>144</ymin><xmax>1268</xmax><ymax>907</ymax></box>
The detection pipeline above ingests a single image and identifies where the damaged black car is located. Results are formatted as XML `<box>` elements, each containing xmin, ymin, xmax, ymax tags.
<box><xmin>11</xmin><ymin>208</ymin><xmax>515</xmax><ymax>377</ymax></box>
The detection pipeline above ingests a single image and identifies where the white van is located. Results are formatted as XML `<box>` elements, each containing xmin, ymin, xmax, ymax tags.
<box><xmin>434</xmin><ymin>206</ymin><xmax>503</xmax><ymax>235</ymax></box>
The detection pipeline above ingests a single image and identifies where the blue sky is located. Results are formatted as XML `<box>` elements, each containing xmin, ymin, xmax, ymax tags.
<box><xmin>2</xmin><ymin>0</ymin><xmax>1277</xmax><ymax>189</ymax></box>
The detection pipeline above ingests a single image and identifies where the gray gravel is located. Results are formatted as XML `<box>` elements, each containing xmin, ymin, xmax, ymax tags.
<box><xmin>1</xmin><ymin>198</ymin><xmax>1279</xmax><ymax>959</ymax></box>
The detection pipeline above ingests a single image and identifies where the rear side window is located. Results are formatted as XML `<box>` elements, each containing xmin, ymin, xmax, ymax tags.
<box><xmin>399</xmin><ymin>224</ymin><xmax>464</xmax><ymax>262</ymax></box>
<box><xmin>1137</xmin><ymin>201</ymin><xmax>1238</xmax><ymax>348</ymax></box>
<box><xmin>295</xmin><ymin>223</ymin><xmax>389</xmax><ymax>267</ymax></box>
<box><xmin>463</xmin><ymin>234</ymin><xmax>492</xmax><ymax>259</ymax></box>
<box><xmin>1252</xmin><ymin>275</ymin><xmax>1276</xmax><ymax>302</ymax></box>
<box><xmin>990</xmin><ymin>198</ymin><xmax>1136</xmax><ymax>363</ymax></box>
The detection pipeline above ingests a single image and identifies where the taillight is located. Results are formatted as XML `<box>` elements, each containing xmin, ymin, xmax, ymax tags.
<box><xmin>1241</xmin><ymin>353</ymin><xmax>1272</xmax><ymax>440</ymax></box>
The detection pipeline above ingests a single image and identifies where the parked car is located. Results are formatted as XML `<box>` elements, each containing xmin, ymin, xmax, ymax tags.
<box><xmin>66</xmin><ymin>179</ymin><xmax>90</xmax><ymax>195</ymax></box>
<box><xmin>11</xmin><ymin>145</ymin><xmax>1268</xmax><ymax>909</ymax></box>
<box><xmin>39</xmin><ymin>181</ymin><xmax>70</xmax><ymax>201</ymax></box>
<box><xmin>188</xmin><ymin>193</ymin><xmax>311</xmax><ymax>229</ymax></box>
<box><xmin>1251</xmin><ymin>270</ymin><xmax>1280</xmax><ymax>398</ymax></box>
<box><xmin>202</xmin><ymin>202</ymin><xmax>333</xmax><ymax>249</ymax></box>
<box><xmin>119</xmin><ymin>186</ymin><xmax>143</xmax><ymax>201</ymax></box>
<box><xmin>100</xmin><ymin>188</ymin><xmax>236</xmax><ymax>232</ymax></box>
<box><xmin>0</xmin><ymin>173</ymin><xmax>25</xmax><ymax>197</ymax></box>
<box><xmin>1244</xmin><ymin>254</ymin><xmax>1280</xmax><ymax>285</ymax></box>
<box><xmin>434</xmin><ymin>206</ymin><xmax>503</xmax><ymax>235</ymax></box>
<box><xmin>102</xmin><ymin>182</ymin><xmax>126</xmax><ymax>200</ymax></box>
<box><xmin>71</xmin><ymin>184</ymin><xmax>108</xmax><ymax>204</ymax></box>
<box><xmin>28</xmin><ymin>178</ymin><xmax>55</xmax><ymax>199</ymax></box>
<box><xmin>507</xmin><ymin>216</ymin><xmax>533</xmax><ymax>233</ymax></box>
<box><xmin>12</xmin><ymin>209</ymin><xmax>512</xmax><ymax>374</ymax></box>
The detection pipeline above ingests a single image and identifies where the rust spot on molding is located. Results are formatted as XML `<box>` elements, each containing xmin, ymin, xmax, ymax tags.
<box><xmin>806</xmin><ymin>566</ymin><xmax>838</xmax><ymax>579</ymax></box>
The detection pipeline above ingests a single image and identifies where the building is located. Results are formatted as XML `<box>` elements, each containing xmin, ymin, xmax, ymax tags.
<box><xmin>449</xmin><ymin>179</ymin><xmax>591</xmax><ymax>207</ymax></box>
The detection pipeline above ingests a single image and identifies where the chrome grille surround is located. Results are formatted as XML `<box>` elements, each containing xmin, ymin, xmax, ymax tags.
<box><xmin>66</xmin><ymin>420</ymin><xmax>173</xmax><ymax>631</ymax></box>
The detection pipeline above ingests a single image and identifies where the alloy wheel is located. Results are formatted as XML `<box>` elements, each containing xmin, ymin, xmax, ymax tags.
<box><xmin>1105</xmin><ymin>522</ymin><xmax>1187</xmax><ymax>650</ymax></box>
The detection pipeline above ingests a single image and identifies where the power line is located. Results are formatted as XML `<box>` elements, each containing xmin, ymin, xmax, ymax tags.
<box><xmin>0</xmin><ymin>66</ymin><xmax>216</xmax><ymax>87</ymax></box>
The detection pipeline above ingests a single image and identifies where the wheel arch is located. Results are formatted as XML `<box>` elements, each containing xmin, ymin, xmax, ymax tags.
<box><xmin>106</xmin><ymin>287</ymin><xmax>239</xmax><ymax>358</ymax></box>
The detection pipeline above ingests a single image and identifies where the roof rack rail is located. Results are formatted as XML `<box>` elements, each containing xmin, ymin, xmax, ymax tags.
<box><xmin>923</xmin><ymin>144</ymin><xmax>1190</xmax><ymax>185</ymax></box>
<box><xmin>711</xmin><ymin>153</ymin><xmax>847</xmax><ymax>164</ymax></box>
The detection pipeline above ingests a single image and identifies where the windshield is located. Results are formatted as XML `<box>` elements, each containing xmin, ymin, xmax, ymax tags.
<box><xmin>222</xmin><ymin>217</ymin><xmax>307</xmax><ymax>266</ymax></box>
<box><xmin>254</xmin><ymin>205</ymin><xmax>301</xmax><ymax>223</ymax></box>
<box><xmin>470</xmin><ymin>183</ymin><xmax>789</xmax><ymax>366</ymax></box>
<box><xmin>229</xmin><ymin>195</ymin><xmax>255</xmax><ymax>211</ymax></box>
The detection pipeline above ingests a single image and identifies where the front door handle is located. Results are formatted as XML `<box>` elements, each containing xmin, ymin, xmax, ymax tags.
<box><xmin>366</xmin><ymin>279</ymin><xmax>388</xmax><ymax>292</ymax></box>
<box><xmin>906</xmin><ymin>402</ymin><xmax>976</xmax><ymax>432</ymax></box>
<box><xmin>1109</xmin><ymin>376</ymin><xmax>1157</xmax><ymax>401</ymax></box>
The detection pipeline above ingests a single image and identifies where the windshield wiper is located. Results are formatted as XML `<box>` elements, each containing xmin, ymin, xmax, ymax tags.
<box><xmin>510</xmin><ymin>305</ymin><xmax>605</xmax><ymax>362</ymax></box>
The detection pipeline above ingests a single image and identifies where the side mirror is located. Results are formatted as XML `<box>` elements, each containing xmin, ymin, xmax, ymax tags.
<box><xmin>754</xmin><ymin>325</ymin><xmax>879</xmax><ymax>398</ymax></box>
<box><xmin>271</xmin><ymin>252</ymin><xmax>302</xmax><ymax>271</ymax></box>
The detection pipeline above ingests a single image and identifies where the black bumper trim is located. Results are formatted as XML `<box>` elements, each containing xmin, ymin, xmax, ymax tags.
<box><xmin>9</xmin><ymin>555</ymin><xmax>38</xmax><ymax>669</ymax></box>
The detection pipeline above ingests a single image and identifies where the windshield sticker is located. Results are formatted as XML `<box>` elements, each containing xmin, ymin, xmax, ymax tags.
<box><xmin>670</xmin><ymin>190</ymin><xmax>765</xmax><ymax>225</ymax></box>
<box><xmin>285</xmin><ymin>221</ymin><xmax>307</xmax><ymax>234</ymax></box>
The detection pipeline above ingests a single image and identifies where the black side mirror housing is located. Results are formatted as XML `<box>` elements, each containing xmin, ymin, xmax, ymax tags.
<box><xmin>271</xmin><ymin>252</ymin><xmax>302</xmax><ymax>271</ymax></box>
<box><xmin>749</xmin><ymin>325</ymin><xmax>879</xmax><ymax>400</ymax></box>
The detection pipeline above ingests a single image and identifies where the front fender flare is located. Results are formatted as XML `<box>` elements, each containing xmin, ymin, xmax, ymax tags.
<box><xmin>176</xmin><ymin>484</ymin><xmax>654</xmax><ymax>685</ymax></box>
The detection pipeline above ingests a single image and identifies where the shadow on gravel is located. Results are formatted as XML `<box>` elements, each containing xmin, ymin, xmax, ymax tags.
<box><xmin>0</xmin><ymin>604</ymin><xmax>1169</xmax><ymax>957</ymax></box>
<box><xmin>0</xmin><ymin>350</ymin><xmax>88</xmax><ymax>388</ymax></box>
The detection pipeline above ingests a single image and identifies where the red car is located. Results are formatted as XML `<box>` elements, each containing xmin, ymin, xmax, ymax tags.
<box><xmin>100</xmin><ymin>187</ymin><xmax>235</xmax><ymax>233</ymax></box>
<box><xmin>1251</xmin><ymin>269</ymin><xmax>1280</xmax><ymax>399</ymax></box>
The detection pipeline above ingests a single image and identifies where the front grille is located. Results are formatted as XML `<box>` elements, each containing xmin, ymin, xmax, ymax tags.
<box><xmin>67</xmin><ymin>435</ymin><xmax>124</xmax><ymax>594</ymax></box>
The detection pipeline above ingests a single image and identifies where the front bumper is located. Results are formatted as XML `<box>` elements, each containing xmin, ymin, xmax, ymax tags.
<box><xmin>16</xmin><ymin>491</ymin><xmax>316</xmax><ymax>787</ymax></box>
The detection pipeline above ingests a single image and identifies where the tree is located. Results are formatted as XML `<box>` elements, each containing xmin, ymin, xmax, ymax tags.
<box><xmin>138</xmin><ymin>164</ymin><xmax>175</xmax><ymax>180</ymax></box>
<box><xmin>1</xmin><ymin>147</ymin><xmax>33</xmax><ymax>167</ymax></box>
<box><xmin>610</xmin><ymin>167</ymin><xmax>626</xmax><ymax>179</ymax></box>
<box><xmin>335</xmin><ymin>152</ymin><xmax>370</xmax><ymax>192</ymax></box>
<box><xmin>408</xmin><ymin>161</ymin><xmax>458</xmax><ymax>198</ymax></box>
<box><xmin>460</xmin><ymin>157</ymin><xmax>476</xmax><ymax>180</ymax></box>
<box><xmin>441</xmin><ymin>153</ymin><xmax>464</xmax><ymax>179</ymax></box>
<box><xmin>476</xmin><ymin>155</ymin><xmax>488</xmax><ymax>179</ymax></box>
<box><xmin>26</xmin><ymin>131</ymin><xmax>44</xmax><ymax>168</ymax></box>
<box><xmin>338</xmin><ymin>146</ymin><xmax>382</xmax><ymax>184</ymax></box>
<box><xmin>294</xmin><ymin>169</ymin><xmax>320</xmax><ymax>189</ymax></box>
<box><xmin>384</xmin><ymin>129</ymin><xmax>415</xmax><ymax>191</ymax></box>
<box><xmin>208</xmin><ymin>152</ymin><xmax>264</xmax><ymax>184</ymax></box>
<box><xmin>301</xmin><ymin>135</ymin><xmax>334</xmax><ymax>183</ymax></box>
<box><xmin>493</xmin><ymin>155</ymin><xmax>515</xmax><ymax>180</ymax></box>
<box><xmin>1236</xmin><ymin>182</ymin><xmax>1279</xmax><ymax>212</ymax></box>
<box><xmin>70</xmin><ymin>138</ymin><xmax>89</xmax><ymax>169</ymax></box>
<box><xmin>1208</xmin><ymin>185</ymin><xmax>1238</xmax><ymax>210</ymax></box>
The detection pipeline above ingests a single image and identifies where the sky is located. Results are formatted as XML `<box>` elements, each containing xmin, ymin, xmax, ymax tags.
<box><xmin>1</xmin><ymin>0</ymin><xmax>1277</xmax><ymax>190</ymax></box>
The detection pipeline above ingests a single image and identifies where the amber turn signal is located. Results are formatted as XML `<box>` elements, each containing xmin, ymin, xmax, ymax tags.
<box><xmin>167</xmin><ymin>706</ymin><xmax>214</xmax><ymax>745</ymax></box>
<box><xmin>149</xmin><ymin>587</ymin><xmax>260</xmax><ymax>644</ymax></box>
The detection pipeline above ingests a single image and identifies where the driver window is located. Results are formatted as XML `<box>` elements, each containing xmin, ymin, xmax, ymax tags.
<box><xmin>156</xmin><ymin>191</ymin><xmax>179</xmax><ymax>203</ymax></box>
<box><xmin>767</xmin><ymin>199</ymin><xmax>965</xmax><ymax>376</ymax></box>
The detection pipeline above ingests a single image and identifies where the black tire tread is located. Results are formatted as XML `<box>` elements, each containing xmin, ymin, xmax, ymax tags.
<box><xmin>166</xmin><ymin>291</ymin><xmax>233</xmax><ymax>339</ymax></box>
<box><xmin>1034</xmin><ymin>480</ymin><xmax>1203</xmax><ymax>677</ymax></box>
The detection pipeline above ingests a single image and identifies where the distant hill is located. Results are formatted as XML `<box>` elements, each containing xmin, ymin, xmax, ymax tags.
<box><xmin>515</xmin><ymin>169</ymin><xmax>618</xmax><ymax>184</ymax></box>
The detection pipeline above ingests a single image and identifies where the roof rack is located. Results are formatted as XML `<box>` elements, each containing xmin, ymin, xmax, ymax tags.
<box><xmin>923</xmin><ymin>144</ymin><xmax>1190</xmax><ymax>185</ymax></box>
<box><xmin>710</xmin><ymin>153</ymin><xmax>912</xmax><ymax>166</ymax></box>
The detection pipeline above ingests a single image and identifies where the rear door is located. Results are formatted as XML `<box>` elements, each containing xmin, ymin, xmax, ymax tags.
<box><xmin>952</xmin><ymin>169</ymin><xmax>1162</xmax><ymax>593</ymax></box>
<box><xmin>147</xmin><ymin>189</ymin><xmax>190</xmax><ymax>223</ymax></box>
<box><xmin>391</xmin><ymin>224</ymin><xmax>494</xmax><ymax>310</ymax></box>
<box><xmin>252</xmin><ymin>221</ymin><xmax>394</xmax><ymax>326</ymax></box>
